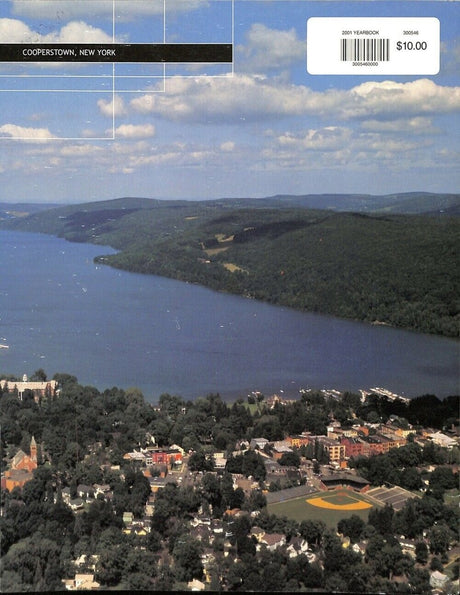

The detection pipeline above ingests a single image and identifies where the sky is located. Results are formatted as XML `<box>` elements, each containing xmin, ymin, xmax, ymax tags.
<box><xmin>0</xmin><ymin>0</ymin><xmax>458</xmax><ymax>203</ymax></box>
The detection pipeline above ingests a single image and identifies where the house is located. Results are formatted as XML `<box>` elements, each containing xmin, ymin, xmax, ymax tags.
<box><xmin>93</xmin><ymin>483</ymin><xmax>111</xmax><ymax>498</ymax></box>
<box><xmin>429</xmin><ymin>570</ymin><xmax>450</xmax><ymax>591</ymax></box>
<box><xmin>187</xmin><ymin>578</ymin><xmax>206</xmax><ymax>591</ymax></box>
<box><xmin>61</xmin><ymin>487</ymin><xmax>72</xmax><ymax>504</ymax></box>
<box><xmin>124</xmin><ymin>523</ymin><xmax>149</xmax><ymax>537</ymax></box>
<box><xmin>250</xmin><ymin>438</ymin><xmax>269</xmax><ymax>450</ymax></box>
<box><xmin>193</xmin><ymin>524</ymin><xmax>212</xmax><ymax>543</ymax></box>
<box><xmin>352</xmin><ymin>541</ymin><xmax>367</xmax><ymax>556</ymax></box>
<box><xmin>201</xmin><ymin>549</ymin><xmax>216</xmax><ymax>583</ymax></box>
<box><xmin>429</xmin><ymin>432</ymin><xmax>457</xmax><ymax>449</ymax></box>
<box><xmin>398</xmin><ymin>537</ymin><xmax>417</xmax><ymax>558</ymax></box>
<box><xmin>212</xmin><ymin>520</ymin><xmax>224</xmax><ymax>535</ymax></box>
<box><xmin>73</xmin><ymin>554</ymin><xmax>98</xmax><ymax>572</ymax></box>
<box><xmin>62</xmin><ymin>573</ymin><xmax>100</xmax><ymax>590</ymax></box>
<box><xmin>1</xmin><ymin>469</ymin><xmax>35</xmax><ymax>492</ymax></box>
<box><xmin>258</xmin><ymin>532</ymin><xmax>286</xmax><ymax>552</ymax></box>
<box><xmin>123</xmin><ymin>511</ymin><xmax>134</xmax><ymax>525</ymax></box>
<box><xmin>145</xmin><ymin>501</ymin><xmax>155</xmax><ymax>516</ymax></box>
<box><xmin>213</xmin><ymin>452</ymin><xmax>227</xmax><ymax>469</ymax></box>
<box><xmin>340</xmin><ymin>437</ymin><xmax>365</xmax><ymax>459</ymax></box>
<box><xmin>123</xmin><ymin>447</ymin><xmax>183</xmax><ymax>467</ymax></box>
<box><xmin>263</xmin><ymin>458</ymin><xmax>283</xmax><ymax>474</ymax></box>
<box><xmin>145</xmin><ymin>447</ymin><xmax>183</xmax><ymax>466</ymax></box>
<box><xmin>318</xmin><ymin>437</ymin><xmax>346</xmax><ymax>462</ymax></box>
<box><xmin>272</xmin><ymin>443</ymin><xmax>293</xmax><ymax>461</ymax></box>
<box><xmin>287</xmin><ymin>434</ymin><xmax>310</xmax><ymax>448</ymax></box>
<box><xmin>250</xmin><ymin>526</ymin><xmax>265</xmax><ymax>541</ymax></box>
<box><xmin>149</xmin><ymin>476</ymin><xmax>168</xmax><ymax>492</ymax></box>
<box><xmin>77</xmin><ymin>484</ymin><xmax>94</xmax><ymax>500</ymax></box>
<box><xmin>286</xmin><ymin>536</ymin><xmax>309</xmax><ymax>558</ymax></box>
<box><xmin>68</xmin><ymin>498</ymin><xmax>84</xmax><ymax>511</ymax></box>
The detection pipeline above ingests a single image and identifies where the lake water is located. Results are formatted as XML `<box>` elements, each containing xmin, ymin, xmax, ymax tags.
<box><xmin>0</xmin><ymin>230</ymin><xmax>458</xmax><ymax>402</ymax></box>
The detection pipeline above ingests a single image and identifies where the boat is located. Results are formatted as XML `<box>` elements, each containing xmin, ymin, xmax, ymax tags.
<box><xmin>0</xmin><ymin>344</ymin><xmax>9</xmax><ymax>349</ymax></box>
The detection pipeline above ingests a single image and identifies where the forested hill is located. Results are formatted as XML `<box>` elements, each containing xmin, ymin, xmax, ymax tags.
<box><xmin>1</xmin><ymin>194</ymin><xmax>459</xmax><ymax>338</ymax></box>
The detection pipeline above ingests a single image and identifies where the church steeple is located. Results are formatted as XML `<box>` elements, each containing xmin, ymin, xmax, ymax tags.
<box><xmin>30</xmin><ymin>436</ymin><xmax>37</xmax><ymax>463</ymax></box>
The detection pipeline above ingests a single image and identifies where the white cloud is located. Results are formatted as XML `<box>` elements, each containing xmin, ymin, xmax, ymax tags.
<box><xmin>129</xmin><ymin>75</ymin><xmax>460</xmax><ymax>124</ymax></box>
<box><xmin>347</xmin><ymin>79</ymin><xmax>460</xmax><ymax>119</ymax></box>
<box><xmin>237</xmin><ymin>23</ymin><xmax>305</xmax><ymax>72</ymax></box>
<box><xmin>262</xmin><ymin>125</ymin><xmax>423</xmax><ymax>173</ymax></box>
<box><xmin>0</xmin><ymin>123</ymin><xmax>54</xmax><ymax>140</ymax></box>
<box><xmin>113</xmin><ymin>124</ymin><xmax>155</xmax><ymax>139</ymax></box>
<box><xmin>276</xmin><ymin>126</ymin><xmax>352</xmax><ymax>151</ymax></box>
<box><xmin>360</xmin><ymin>117</ymin><xmax>439</xmax><ymax>135</ymax></box>
<box><xmin>0</xmin><ymin>18</ymin><xmax>114</xmax><ymax>43</ymax></box>
<box><xmin>60</xmin><ymin>145</ymin><xmax>104</xmax><ymax>157</ymax></box>
<box><xmin>130</xmin><ymin>74</ymin><xmax>310</xmax><ymax>122</ymax></box>
<box><xmin>0</xmin><ymin>18</ymin><xmax>35</xmax><ymax>42</ymax></box>
<box><xmin>97</xmin><ymin>96</ymin><xmax>127</xmax><ymax>118</ymax></box>
<box><xmin>220</xmin><ymin>141</ymin><xmax>235</xmax><ymax>152</ymax></box>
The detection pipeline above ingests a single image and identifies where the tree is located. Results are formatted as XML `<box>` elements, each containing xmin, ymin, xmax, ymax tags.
<box><xmin>1</xmin><ymin>534</ymin><xmax>63</xmax><ymax>591</ymax></box>
<box><xmin>429</xmin><ymin>466</ymin><xmax>458</xmax><ymax>498</ymax></box>
<box><xmin>367</xmin><ymin>538</ymin><xmax>407</xmax><ymax>580</ymax></box>
<box><xmin>427</xmin><ymin>523</ymin><xmax>451</xmax><ymax>555</ymax></box>
<box><xmin>122</xmin><ymin>548</ymin><xmax>157</xmax><ymax>590</ymax></box>
<box><xmin>241</xmin><ymin>449</ymin><xmax>266</xmax><ymax>481</ymax></box>
<box><xmin>172</xmin><ymin>535</ymin><xmax>203</xmax><ymax>582</ymax></box>
<box><xmin>158</xmin><ymin>393</ymin><xmax>185</xmax><ymax>420</ymax></box>
<box><xmin>278</xmin><ymin>451</ymin><xmax>301</xmax><ymax>467</ymax></box>
<box><xmin>312</xmin><ymin>459</ymin><xmax>321</xmax><ymax>475</ymax></box>
<box><xmin>368</xmin><ymin>504</ymin><xmax>394</xmax><ymax>535</ymax></box>
<box><xmin>201</xmin><ymin>473</ymin><xmax>222</xmax><ymax>510</ymax></box>
<box><xmin>245</xmin><ymin>489</ymin><xmax>267</xmax><ymax>512</ymax></box>
<box><xmin>299</xmin><ymin>519</ymin><xmax>325</xmax><ymax>549</ymax></box>
<box><xmin>96</xmin><ymin>544</ymin><xmax>128</xmax><ymax>587</ymax></box>
<box><xmin>188</xmin><ymin>450</ymin><xmax>214</xmax><ymax>472</ymax></box>
<box><xmin>31</xmin><ymin>369</ymin><xmax>47</xmax><ymax>382</ymax></box>
<box><xmin>128</xmin><ymin>471</ymin><xmax>151</xmax><ymax>518</ymax></box>
<box><xmin>430</xmin><ymin>556</ymin><xmax>444</xmax><ymax>572</ymax></box>
<box><xmin>337</xmin><ymin>515</ymin><xmax>365</xmax><ymax>543</ymax></box>
<box><xmin>407</xmin><ymin>567</ymin><xmax>431</xmax><ymax>594</ymax></box>
<box><xmin>399</xmin><ymin>466</ymin><xmax>423</xmax><ymax>491</ymax></box>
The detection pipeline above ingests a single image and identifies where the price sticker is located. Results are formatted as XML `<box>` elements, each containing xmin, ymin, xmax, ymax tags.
<box><xmin>307</xmin><ymin>17</ymin><xmax>440</xmax><ymax>75</ymax></box>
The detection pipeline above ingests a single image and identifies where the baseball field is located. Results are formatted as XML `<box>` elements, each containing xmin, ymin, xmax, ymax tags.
<box><xmin>267</xmin><ymin>488</ymin><xmax>377</xmax><ymax>527</ymax></box>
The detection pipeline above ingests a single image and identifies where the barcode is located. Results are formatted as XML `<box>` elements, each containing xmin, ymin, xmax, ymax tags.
<box><xmin>340</xmin><ymin>38</ymin><xmax>390</xmax><ymax>62</ymax></box>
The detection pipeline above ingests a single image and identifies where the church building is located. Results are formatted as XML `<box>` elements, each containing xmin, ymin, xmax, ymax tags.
<box><xmin>1</xmin><ymin>436</ymin><xmax>38</xmax><ymax>491</ymax></box>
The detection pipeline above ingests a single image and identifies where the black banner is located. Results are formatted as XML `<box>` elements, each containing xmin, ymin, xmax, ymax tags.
<box><xmin>0</xmin><ymin>43</ymin><xmax>233</xmax><ymax>63</ymax></box>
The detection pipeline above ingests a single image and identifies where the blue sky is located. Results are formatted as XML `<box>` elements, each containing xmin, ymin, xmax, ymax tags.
<box><xmin>0</xmin><ymin>0</ymin><xmax>458</xmax><ymax>203</ymax></box>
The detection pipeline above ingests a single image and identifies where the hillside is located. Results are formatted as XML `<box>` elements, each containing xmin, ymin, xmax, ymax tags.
<box><xmin>1</xmin><ymin>194</ymin><xmax>459</xmax><ymax>338</ymax></box>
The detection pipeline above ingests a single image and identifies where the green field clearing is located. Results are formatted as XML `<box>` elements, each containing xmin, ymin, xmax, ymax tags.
<box><xmin>267</xmin><ymin>490</ymin><xmax>377</xmax><ymax>528</ymax></box>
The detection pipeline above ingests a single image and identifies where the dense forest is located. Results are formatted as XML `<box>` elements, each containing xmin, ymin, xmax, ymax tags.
<box><xmin>1</xmin><ymin>194</ymin><xmax>459</xmax><ymax>337</ymax></box>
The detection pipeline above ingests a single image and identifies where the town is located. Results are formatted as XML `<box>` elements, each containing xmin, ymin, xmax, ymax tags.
<box><xmin>0</xmin><ymin>371</ymin><xmax>458</xmax><ymax>593</ymax></box>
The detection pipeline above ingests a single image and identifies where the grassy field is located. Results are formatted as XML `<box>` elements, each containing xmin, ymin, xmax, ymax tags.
<box><xmin>267</xmin><ymin>489</ymin><xmax>377</xmax><ymax>528</ymax></box>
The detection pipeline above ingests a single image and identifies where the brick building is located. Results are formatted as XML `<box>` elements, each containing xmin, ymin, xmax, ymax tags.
<box><xmin>1</xmin><ymin>436</ymin><xmax>38</xmax><ymax>491</ymax></box>
<box><xmin>1</xmin><ymin>374</ymin><xmax>58</xmax><ymax>402</ymax></box>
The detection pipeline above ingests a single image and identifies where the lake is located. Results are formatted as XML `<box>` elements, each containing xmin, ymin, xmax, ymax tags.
<box><xmin>0</xmin><ymin>230</ymin><xmax>458</xmax><ymax>401</ymax></box>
